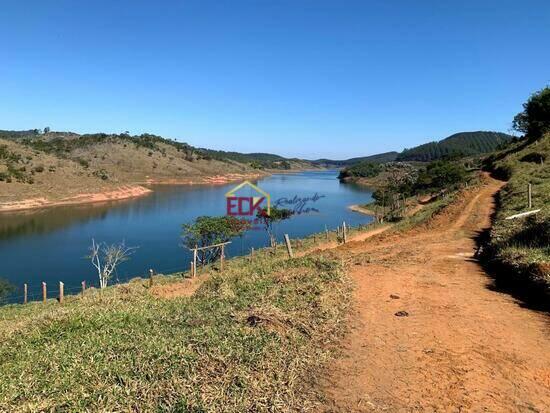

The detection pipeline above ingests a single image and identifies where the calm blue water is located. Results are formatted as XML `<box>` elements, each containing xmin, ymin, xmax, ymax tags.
<box><xmin>0</xmin><ymin>170</ymin><xmax>373</xmax><ymax>302</ymax></box>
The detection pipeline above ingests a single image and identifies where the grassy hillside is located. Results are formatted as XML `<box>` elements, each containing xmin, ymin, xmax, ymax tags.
<box><xmin>396</xmin><ymin>131</ymin><xmax>513</xmax><ymax>162</ymax></box>
<box><xmin>0</xmin><ymin>130</ymin><xmax>265</xmax><ymax>205</ymax></box>
<box><xmin>0</xmin><ymin>138</ymin><xmax>128</xmax><ymax>204</ymax></box>
<box><xmin>0</xmin><ymin>249</ymin><xmax>349</xmax><ymax>412</ymax></box>
<box><xmin>482</xmin><ymin>133</ymin><xmax>549</xmax><ymax>293</ymax></box>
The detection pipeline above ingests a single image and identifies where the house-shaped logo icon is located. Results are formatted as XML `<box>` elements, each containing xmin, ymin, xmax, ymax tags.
<box><xmin>225</xmin><ymin>181</ymin><xmax>270</xmax><ymax>216</ymax></box>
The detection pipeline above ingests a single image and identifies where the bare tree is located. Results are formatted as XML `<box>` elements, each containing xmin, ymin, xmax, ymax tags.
<box><xmin>88</xmin><ymin>239</ymin><xmax>137</xmax><ymax>289</ymax></box>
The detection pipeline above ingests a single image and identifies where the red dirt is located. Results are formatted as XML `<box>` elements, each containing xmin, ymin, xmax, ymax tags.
<box><xmin>0</xmin><ymin>185</ymin><xmax>152</xmax><ymax>212</ymax></box>
<box><xmin>321</xmin><ymin>176</ymin><xmax>550</xmax><ymax>412</ymax></box>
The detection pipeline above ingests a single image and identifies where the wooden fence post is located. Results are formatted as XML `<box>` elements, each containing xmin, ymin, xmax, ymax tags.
<box><xmin>284</xmin><ymin>234</ymin><xmax>294</xmax><ymax>258</ymax></box>
<box><xmin>42</xmin><ymin>282</ymin><xmax>47</xmax><ymax>303</ymax></box>
<box><xmin>149</xmin><ymin>269</ymin><xmax>154</xmax><ymax>287</ymax></box>
<box><xmin>59</xmin><ymin>282</ymin><xmax>64</xmax><ymax>304</ymax></box>
<box><xmin>23</xmin><ymin>283</ymin><xmax>28</xmax><ymax>304</ymax></box>
<box><xmin>193</xmin><ymin>247</ymin><xmax>198</xmax><ymax>276</ymax></box>
<box><xmin>81</xmin><ymin>281</ymin><xmax>86</xmax><ymax>296</ymax></box>
<box><xmin>528</xmin><ymin>183</ymin><xmax>532</xmax><ymax>209</ymax></box>
<box><xmin>220</xmin><ymin>245</ymin><xmax>225</xmax><ymax>272</ymax></box>
<box><xmin>325</xmin><ymin>225</ymin><xmax>329</xmax><ymax>240</ymax></box>
<box><xmin>343</xmin><ymin>221</ymin><xmax>348</xmax><ymax>243</ymax></box>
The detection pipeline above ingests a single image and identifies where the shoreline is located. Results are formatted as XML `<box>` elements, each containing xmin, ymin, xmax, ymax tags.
<box><xmin>0</xmin><ymin>170</ymin><xmax>277</xmax><ymax>213</ymax></box>
<box><xmin>0</xmin><ymin>185</ymin><xmax>153</xmax><ymax>213</ymax></box>
<box><xmin>348</xmin><ymin>204</ymin><xmax>377</xmax><ymax>216</ymax></box>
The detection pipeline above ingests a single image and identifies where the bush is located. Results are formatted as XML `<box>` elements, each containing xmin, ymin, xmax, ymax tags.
<box><xmin>520</xmin><ymin>152</ymin><xmax>546</xmax><ymax>164</ymax></box>
<box><xmin>338</xmin><ymin>162</ymin><xmax>381</xmax><ymax>180</ymax></box>
<box><xmin>182</xmin><ymin>216</ymin><xmax>251</xmax><ymax>264</ymax></box>
<box><xmin>513</xmin><ymin>87</ymin><xmax>550</xmax><ymax>139</ymax></box>
<box><xmin>93</xmin><ymin>169</ymin><xmax>109</xmax><ymax>180</ymax></box>
<box><xmin>414</xmin><ymin>160</ymin><xmax>467</xmax><ymax>193</ymax></box>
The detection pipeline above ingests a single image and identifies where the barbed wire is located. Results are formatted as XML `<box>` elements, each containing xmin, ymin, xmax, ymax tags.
<box><xmin>0</xmin><ymin>221</ymin><xmax>374</xmax><ymax>306</ymax></box>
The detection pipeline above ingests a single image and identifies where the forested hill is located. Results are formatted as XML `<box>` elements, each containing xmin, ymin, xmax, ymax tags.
<box><xmin>199</xmin><ymin>149</ymin><xmax>315</xmax><ymax>170</ymax></box>
<box><xmin>396</xmin><ymin>131</ymin><xmax>513</xmax><ymax>162</ymax></box>
<box><xmin>314</xmin><ymin>151</ymin><xmax>398</xmax><ymax>167</ymax></box>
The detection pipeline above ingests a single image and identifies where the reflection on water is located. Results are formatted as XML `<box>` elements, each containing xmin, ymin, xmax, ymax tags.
<box><xmin>0</xmin><ymin>171</ymin><xmax>373</xmax><ymax>302</ymax></box>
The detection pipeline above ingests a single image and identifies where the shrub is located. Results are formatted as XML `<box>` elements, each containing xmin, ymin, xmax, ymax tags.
<box><xmin>513</xmin><ymin>87</ymin><xmax>550</xmax><ymax>139</ymax></box>
<box><xmin>182</xmin><ymin>216</ymin><xmax>251</xmax><ymax>264</ymax></box>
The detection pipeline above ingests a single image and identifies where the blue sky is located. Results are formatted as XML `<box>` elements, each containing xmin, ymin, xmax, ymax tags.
<box><xmin>1</xmin><ymin>1</ymin><xmax>549</xmax><ymax>159</ymax></box>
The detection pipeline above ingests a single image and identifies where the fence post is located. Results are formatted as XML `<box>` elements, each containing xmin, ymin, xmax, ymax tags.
<box><xmin>251</xmin><ymin>247</ymin><xmax>254</xmax><ymax>257</ymax></box>
<box><xmin>343</xmin><ymin>221</ymin><xmax>348</xmax><ymax>243</ymax></box>
<box><xmin>42</xmin><ymin>282</ymin><xmax>47</xmax><ymax>303</ymax></box>
<box><xmin>284</xmin><ymin>234</ymin><xmax>294</xmax><ymax>258</ymax></box>
<box><xmin>220</xmin><ymin>245</ymin><xmax>225</xmax><ymax>272</ymax></box>
<box><xmin>528</xmin><ymin>183</ymin><xmax>532</xmax><ymax>209</ymax></box>
<box><xmin>81</xmin><ymin>281</ymin><xmax>86</xmax><ymax>296</ymax></box>
<box><xmin>190</xmin><ymin>261</ymin><xmax>194</xmax><ymax>277</ymax></box>
<box><xmin>193</xmin><ymin>247</ymin><xmax>198</xmax><ymax>276</ymax></box>
<box><xmin>23</xmin><ymin>283</ymin><xmax>28</xmax><ymax>304</ymax></box>
<box><xmin>149</xmin><ymin>269</ymin><xmax>154</xmax><ymax>288</ymax></box>
<box><xmin>59</xmin><ymin>282</ymin><xmax>64</xmax><ymax>304</ymax></box>
<box><xmin>325</xmin><ymin>225</ymin><xmax>329</xmax><ymax>240</ymax></box>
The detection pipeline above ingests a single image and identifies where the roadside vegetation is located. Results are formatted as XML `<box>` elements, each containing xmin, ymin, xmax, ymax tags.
<box><xmin>0</xmin><ymin>247</ymin><xmax>350</xmax><ymax>412</ymax></box>
<box><xmin>482</xmin><ymin>87</ymin><xmax>549</xmax><ymax>293</ymax></box>
<box><xmin>353</xmin><ymin>158</ymin><xmax>471</xmax><ymax>222</ymax></box>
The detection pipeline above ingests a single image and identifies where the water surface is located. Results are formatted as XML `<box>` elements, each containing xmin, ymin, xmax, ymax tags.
<box><xmin>0</xmin><ymin>170</ymin><xmax>373</xmax><ymax>302</ymax></box>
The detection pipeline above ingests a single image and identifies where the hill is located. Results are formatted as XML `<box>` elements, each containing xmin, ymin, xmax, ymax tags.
<box><xmin>482</xmin><ymin>133</ymin><xmax>549</xmax><ymax>295</ymax></box>
<box><xmin>0</xmin><ymin>130</ymin><xmax>274</xmax><ymax>210</ymax></box>
<box><xmin>201</xmin><ymin>149</ymin><xmax>317</xmax><ymax>170</ymax></box>
<box><xmin>396</xmin><ymin>131</ymin><xmax>513</xmax><ymax>162</ymax></box>
<box><xmin>314</xmin><ymin>131</ymin><xmax>511</xmax><ymax>167</ymax></box>
<box><xmin>313</xmin><ymin>151</ymin><xmax>398</xmax><ymax>167</ymax></box>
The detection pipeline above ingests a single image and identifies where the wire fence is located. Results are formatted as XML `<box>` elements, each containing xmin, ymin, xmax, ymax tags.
<box><xmin>0</xmin><ymin>220</ymin><xmax>378</xmax><ymax>307</ymax></box>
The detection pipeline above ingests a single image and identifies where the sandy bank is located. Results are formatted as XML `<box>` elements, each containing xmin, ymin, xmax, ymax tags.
<box><xmin>348</xmin><ymin>204</ymin><xmax>376</xmax><ymax>216</ymax></box>
<box><xmin>0</xmin><ymin>171</ymin><xmax>271</xmax><ymax>213</ymax></box>
<box><xmin>145</xmin><ymin>172</ymin><xmax>266</xmax><ymax>186</ymax></box>
<box><xmin>0</xmin><ymin>185</ymin><xmax>152</xmax><ymax>213</ymax></box>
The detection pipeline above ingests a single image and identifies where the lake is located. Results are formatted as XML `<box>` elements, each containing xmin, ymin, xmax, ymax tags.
<box><xmin>0</xmin><ymin>170</ymin><xmax>373</xmax><ymax>303</ymax></box>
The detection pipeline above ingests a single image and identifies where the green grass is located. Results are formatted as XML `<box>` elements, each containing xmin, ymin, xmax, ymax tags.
<box><xmin>0</xmin><ymin>251</ymin><xmax>350</xmax><ymax>412</ymax></box>
<box><xmin>484</xmin><ymin>133</ymin><xmax>550</xmax><ymax>290</ymax></box>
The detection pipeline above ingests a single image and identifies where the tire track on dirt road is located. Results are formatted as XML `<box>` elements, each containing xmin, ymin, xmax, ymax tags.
<box><xmin>321</xmin><ymin>176</ymin><xmax>550</xmax><ymax>412</ymax></box>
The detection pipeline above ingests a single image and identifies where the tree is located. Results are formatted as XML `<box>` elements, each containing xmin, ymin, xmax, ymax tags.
<box><xmin>414</xmin><ymin>160</ymin><xmax>467</xmax><ymax>193</ymax></box>
<box><xmin>513</xmin><ymin>87</ymin><xmax>550</xmax><ymax>139</ymax></box>
<box><xmin>256</xmin><ymin>207</ymin><xmax>293</xmax><ymax>247</ymax></box>
<box><xmin>44</xmin><ymin>127</ymin><xmax>50</xmax><ymax>134</ymax></box>
<box><xmin>88</xmin><ymin>239</ymin><xmax>137</xmax><ymax>289</ymax></box>
<box><xmin>182</xmin><ymin>216</ymin><xmax>250</xmax><ymax>264</ymax></box>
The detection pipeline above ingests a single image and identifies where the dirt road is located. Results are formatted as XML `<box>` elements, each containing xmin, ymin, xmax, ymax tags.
<box><xmin>322</xmin><ymin>177</ymin><xmax>550</xmax><ymax>412</ymax></box>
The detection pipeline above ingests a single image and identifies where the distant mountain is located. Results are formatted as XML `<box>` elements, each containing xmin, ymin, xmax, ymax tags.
<box><xmin>315</xmin><ymin>131</ymin><xmax>513</xmax><ymax>167</ymax></box>
<box><xmin>313</xmin><ymin>151</ymin><xmax>398</xmax><ymax>167</ymax></box>
<box><xmin>396</xmin><ymin>131</ymin><xmax>514</xmax><ymax>162</ymax></box>
<box><xmin>201</xmin><ymin>149</ymin><xmax>317</xmax><ymax>170</ymax></box>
